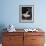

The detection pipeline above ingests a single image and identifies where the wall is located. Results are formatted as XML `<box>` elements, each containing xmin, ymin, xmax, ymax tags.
<box><xmin>0</xmin><ymin>0</ymin><xmax>46</xmax><ymax>29</ymax></box>
<box><xmin>0</xmin><ymin>0</ymin><xmax>46</xmax><ymax>44</ymax></box>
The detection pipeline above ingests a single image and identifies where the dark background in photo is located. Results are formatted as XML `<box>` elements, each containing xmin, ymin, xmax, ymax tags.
<box><xmin>22</xmin><ymin>7</ymin><xmax>32</xmax><ymax>20</ymax></box>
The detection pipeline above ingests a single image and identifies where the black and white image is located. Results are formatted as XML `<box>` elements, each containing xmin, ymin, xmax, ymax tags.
<box><xmin>22</xmin><ymin>7</ymin><xmax>32</xmax><ymax>20</ymax></box>
<box><xmin>19</xmin><ymin>5</ymin><xmax>34</xmax><ymax>23</ymax></box>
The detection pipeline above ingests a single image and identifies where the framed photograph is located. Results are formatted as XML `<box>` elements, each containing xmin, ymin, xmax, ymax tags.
<box><xmin>19</xmin><ymin>5</ymin><xmax>34</xmax><ymax>23</ymax></box>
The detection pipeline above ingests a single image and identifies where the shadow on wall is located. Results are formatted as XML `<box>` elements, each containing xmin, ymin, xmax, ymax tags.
<box><xmin>0</xmin><ymin>24</ymin><xmax>7</xmax><ymax>43</ymax></box>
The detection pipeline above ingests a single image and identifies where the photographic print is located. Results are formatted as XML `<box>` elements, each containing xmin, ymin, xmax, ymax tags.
<box><xmin>19</xmin><ymin>5</ymin><xmax>34</xmax><ymax>23</ymax></box>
